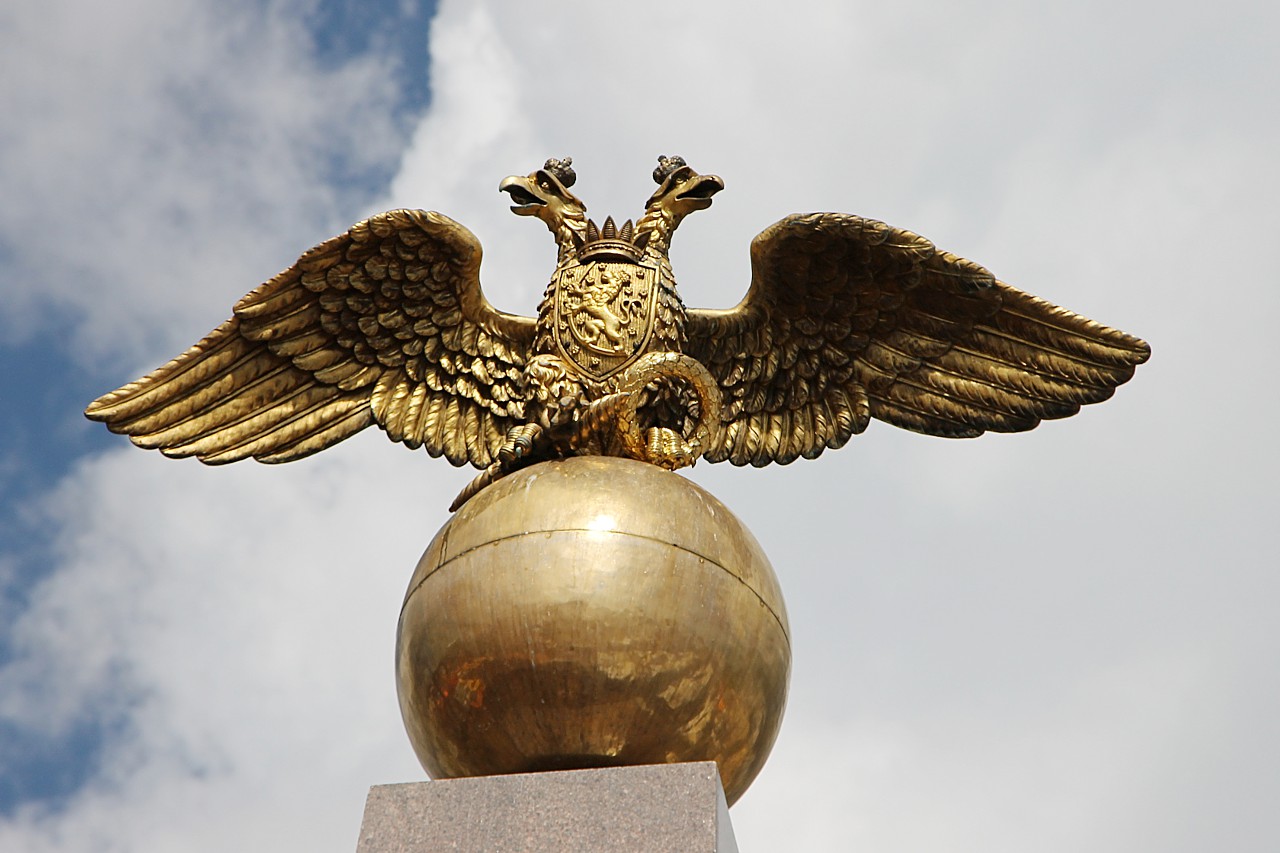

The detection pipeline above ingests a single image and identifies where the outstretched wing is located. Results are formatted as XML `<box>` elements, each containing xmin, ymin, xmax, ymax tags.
<box><xmin>86</xmin><ymin>210</ymin><xmax>534</xmax><ymax>469</ymax></box>
<box><xmin>686</xmin><ymin>212</ymin><xmax>1151</xmax><ymax>466</ymax></box>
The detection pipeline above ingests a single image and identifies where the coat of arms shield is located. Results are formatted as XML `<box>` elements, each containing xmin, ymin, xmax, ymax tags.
<box><xmin>551</xmin><ymin>258</ymin><xmax>660</xmax><ymax>380</ymax></box>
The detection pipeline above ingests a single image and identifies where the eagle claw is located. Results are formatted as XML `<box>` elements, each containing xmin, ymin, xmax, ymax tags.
<box><xmin>644</xmin><ymin>427</ymin><xmax>698</xmax><ymax>470</ymax></box>
<box><xmin>498</xmin><ymin>423</ymin><xmax>545</xmax><ymax>464</ymax></box>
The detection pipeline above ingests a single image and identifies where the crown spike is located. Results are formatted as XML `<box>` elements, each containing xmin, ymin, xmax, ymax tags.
<box><xmin>576</xmin><ymin>214</ymin><xmax>645</xmax><ymax>263</ymax></box>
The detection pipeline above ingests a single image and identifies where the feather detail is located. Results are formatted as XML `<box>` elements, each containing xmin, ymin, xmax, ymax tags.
<box><xmin>257</xmin><ymin>406</ymin><xmax>374</xmax><ymax>463</ymax></box>
<box><xmin>420</xmin><ymin>394</ymin><xmax>449</xmax><ymax>458</ymax></box>
<box><xmin>402</xmin><ymin>382</ymin><xmax>429</xmax><ymax>449</ymax></box>
<box><xmin>441</xmin><ymin>397</ymin><xmax>467</xmax><ymax>466</ymax></box>
<box><xmin>122</xmin><ymin>361</ymin><xmax>307</xmax><ymax>444</ymax></box>
<box><xmin>193</xmin><ymin>394</ymin><xmax>372</xmax><ymax>463</ymax></box>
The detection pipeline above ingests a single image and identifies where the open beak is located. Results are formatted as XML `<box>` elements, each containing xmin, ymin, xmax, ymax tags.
<box><xmin>499</xmin><ymin>175</ymin><xmax>546</xmax><ymax>214</ymax></box>
<box><xmin>675</xmin><ymin>173</ymin><xmax>725</xmax><ymax>209</ymax></box>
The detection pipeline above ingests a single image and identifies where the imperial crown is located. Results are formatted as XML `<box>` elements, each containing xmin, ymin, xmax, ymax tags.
<box><xmin>576</xmin><ymin>215</ymin><xmax>646</xmax><ymax>263</ymax></box>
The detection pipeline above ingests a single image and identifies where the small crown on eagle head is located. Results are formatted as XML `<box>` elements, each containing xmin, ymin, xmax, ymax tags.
<box><xmin>543</xmin><ymin>157</ymin><xmax>576</xmax><ymax>187</ymax></box>
<box><xmin>575</xmin><ymin>215</ymin><xmax>648</xmax><ymax>263</ymax></box>
<box><xmin>653</xmin><ymin>154</ymin><xmax>688</xmax><ymax>184</ymax></box>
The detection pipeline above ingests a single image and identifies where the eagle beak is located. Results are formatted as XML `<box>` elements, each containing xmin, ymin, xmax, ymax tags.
<box><xmin>499</xmin><ymin>175</ymin><xmax>545</xmax><ymax>214</ymax></box>
<box><xmin>675</xmin><ymin>174</ymin><xmax>725</xmax><ymax>210</ymax></box>
<box><xmin>645</xmin><ymin>167</ymin><xmax>725</xmax><ymax>213</ymax></box>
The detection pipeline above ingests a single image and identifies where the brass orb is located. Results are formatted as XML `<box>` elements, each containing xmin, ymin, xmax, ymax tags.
<box><xmin>395</xmin><ymin>456</ymin><xmax>790</xmax><ymax>805</ymax></box>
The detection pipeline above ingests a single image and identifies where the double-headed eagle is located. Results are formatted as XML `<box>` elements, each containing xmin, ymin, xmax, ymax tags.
<box><xmin>87</xmin><ymin>156</ymin><xmax>1150</xmax><ymax>509</ymax></box>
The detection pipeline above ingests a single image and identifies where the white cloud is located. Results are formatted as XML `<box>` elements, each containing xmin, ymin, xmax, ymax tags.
<box><xmin>2</xmin><ymin>0</ymin><xmax>1277</xmax><ymax>850</ymax></box>
<box><xmin>0</xmin><ymin>0</ymin><xmax>401</xmax><ymax>367</ymax></box>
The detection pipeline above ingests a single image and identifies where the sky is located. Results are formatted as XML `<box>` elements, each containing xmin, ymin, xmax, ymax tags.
<box><xmin>1</xmin><ymin>0</ymin><xmax>1277</xmax><ymax>850</ymax></box>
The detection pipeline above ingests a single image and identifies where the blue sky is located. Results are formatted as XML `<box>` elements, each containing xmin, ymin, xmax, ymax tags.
<box><xmin>2</xmin><ymin>1</ymin><xmax>1278</xmax><ymax>850</ymax></box>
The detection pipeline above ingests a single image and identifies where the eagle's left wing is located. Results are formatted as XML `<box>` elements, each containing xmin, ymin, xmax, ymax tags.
<box><xmin>685</xmin><ymin>213</ymin><xmax>1150</xmax><ymax>466</ymax></box>
<box><xmin>86</xmin><ymin>210</ymin><xmax>534</xmax><ymax>469</ymax></box>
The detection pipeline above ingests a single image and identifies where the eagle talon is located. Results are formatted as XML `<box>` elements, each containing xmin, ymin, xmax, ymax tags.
<box><xmin>643</xmin><ymin>427</ymin><xmax>697</xmax><ymax>471</ymax></box>
<box><xmin>499</xmin><ymin>423</ymin><xmax>545</xmax><ymax>464</ymax></box>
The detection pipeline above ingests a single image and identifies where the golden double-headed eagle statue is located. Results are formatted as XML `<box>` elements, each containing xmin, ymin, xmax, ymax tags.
<box><xmin>87</xmin><ymin>156</ymin><xmax>1150</xmax><ymax>508</ymax></box>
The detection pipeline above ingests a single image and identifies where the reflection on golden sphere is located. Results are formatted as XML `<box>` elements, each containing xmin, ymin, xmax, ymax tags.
<box><xmin>395</xmin><ymin>457</ymin><xmax>790</xmax><ymax>806</ymax></box>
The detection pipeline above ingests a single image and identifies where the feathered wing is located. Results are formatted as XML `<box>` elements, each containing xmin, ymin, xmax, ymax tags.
<box><xmin>685</xmin><ymin>212</ymin><xmax>1151</xmax><ymax>466</ymax></box>
<box><xmin>86</xmin><ymin>210</ymin><xmax>535</xmax><ymax>469</ymax></box>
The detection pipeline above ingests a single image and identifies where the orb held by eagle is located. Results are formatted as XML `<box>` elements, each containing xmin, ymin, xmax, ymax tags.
<box><xmin>395</xmin><ymin>457</ymin><xmax>790</xmax><ymax>806</ymax></box>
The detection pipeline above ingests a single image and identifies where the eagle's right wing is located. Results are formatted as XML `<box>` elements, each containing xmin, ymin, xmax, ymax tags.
<box><xmin>686</xmin><ymin>213</ymin><xmax>1150</xmax><ymax>466</ymax></box>
<box><xmin>86</xmin><ymin>210</ymin><xmax>534</xmax><ymax>469</ymax></box>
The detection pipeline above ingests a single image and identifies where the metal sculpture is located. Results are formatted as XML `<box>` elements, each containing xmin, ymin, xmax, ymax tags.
<box><xmin>85</xmin><ymin>155</ymin><xmax>1150</xmax><ymax>805</ymax></box>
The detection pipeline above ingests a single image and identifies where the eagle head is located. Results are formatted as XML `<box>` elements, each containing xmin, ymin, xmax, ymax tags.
<box><xmin>644</xmin><ymin>155</ymin><xmax>725</xmax><ymax>218</ymax></box>
<box><xmin>499</xmin><ymin>157</ymin><xmax>587</xmax><ymax>236</ymax></box>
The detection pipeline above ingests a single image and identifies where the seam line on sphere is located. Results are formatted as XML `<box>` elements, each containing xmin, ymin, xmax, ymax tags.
<box><xmin>413</xmin><ymin>528</ymin><xmax>790</xmax><ymax>647</ymax></box>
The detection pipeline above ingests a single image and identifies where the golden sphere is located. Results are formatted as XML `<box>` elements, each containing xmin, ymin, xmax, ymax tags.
<box><xmin>395</xmin><ymin>457</ymin><xmax>790</xmax><ymax>805</ymax></box>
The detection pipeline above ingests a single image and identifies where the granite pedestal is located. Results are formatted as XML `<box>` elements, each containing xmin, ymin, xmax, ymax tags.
<box><xmin>356</xmin><ymin>762</ymin><xmax>738</xmax><ymax>852</ymax></box>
